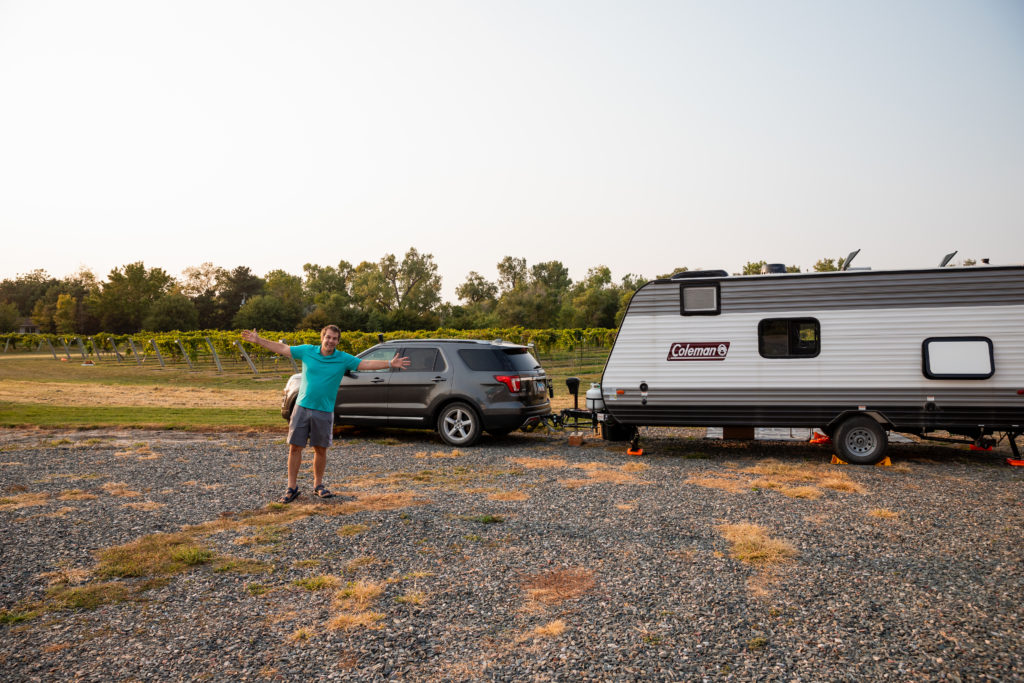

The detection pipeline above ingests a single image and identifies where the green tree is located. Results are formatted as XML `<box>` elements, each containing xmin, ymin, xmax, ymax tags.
<box><xmin>143</xmin><ymin>294</ymin><xmax>200</xmax><ymax>331</ymax></box>
<box><xmin>0</xmin><ymin>301</ymin><xmax>20</xmax><ymax>332</ymax></box>
<box><xmin>742</xmin><ymin>260</ymin><xmax>767</xmax><ymax>275</ymax></box>
<box><xmin>813</xmin><ymin>257</ymin><xmax>846</xmax><ymax>272</ymax></box>
<box><xmin>53</xmin><ymin>293</ymin><xmax>77</xmax><ymax>333</ymax></box>
<box><xmin>263</xmin><ymin>269</ymin><xmax>304</xmax><ymax>329</ymax></box>
<box><xmin>91</xmin><ymin>262</ymin><xmax>174</xmax><ymax>333</ymax></box>
<box><xmin>0</xmin><ymin>269</ymin><xmax>58</xmax><ymax>316</ymax></box>
<box><xmin>615</xmin><ymin>273</ymin><xmax>647</xmax><ymax>326</ymax></box>
<box><xmin>496</xmin><ymin>256</ymin><xmax>527</xmax><ymax>294</ymax></box>
<box><xmin>31</xmin><ymin>298</ymin><xmax>55</xmax><ymax>333</ymax></box>
<box><xmin>456</xmin><ymin>271</ymin><xmax>498</xmax><ymax>304</ymax></box>
<box><xmin>786</xmin><ymin>265</ymin><xmax>802</xmax><ymax>273</ymax></box>
<box><xmin>302</xmin><ymin>261</ymin><xmax>355</xmax><ymax>306</ymax></box>
<box><xmin>565</xmin><ymin>266</ymin><xmax>619</xmax><ymax>328</ymax></box>
<box><xmin>351</xmin><ymin>248</ymin><xmax>442</xmax><ymax>316</ymax></box>
<box><xmin>214</xmin><ymin>266</ymin><xmax>264</xmax><ymax>328</ymax></box>
<box><xmin>181</xmin><ymin>262</ymin><xmax>226</xmax><ymax>328</ymax></box>
<box><xmin>232</xmin><ymin>295</ymin><xmax>295</xmax><ymax>330</ymax></box>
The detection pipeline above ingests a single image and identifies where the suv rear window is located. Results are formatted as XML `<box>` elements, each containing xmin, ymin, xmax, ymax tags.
<box><xmin>458</xmin><ymin>348</ymin><xmax>541</xmax><ymax>372</ymax></box>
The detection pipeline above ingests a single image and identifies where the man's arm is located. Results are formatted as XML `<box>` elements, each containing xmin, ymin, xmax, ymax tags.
<box><xmin>358</xmin><ymin>354</ymin><xmax>410</xmax><ymax>371</ymax></box>
<box><xmin>240</xmin><ymin>329</ymin><xmax>292</xmax><ymax>358</ymax></box>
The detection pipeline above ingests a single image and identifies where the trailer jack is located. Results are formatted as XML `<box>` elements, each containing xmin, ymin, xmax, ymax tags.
<box><xmin>627</xmin><ymin>427</ymin><xmax>643</xmax><ymax>456</ymax></box>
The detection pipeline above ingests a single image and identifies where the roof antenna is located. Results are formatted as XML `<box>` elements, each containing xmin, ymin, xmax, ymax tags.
<box><xmin>840</xmin><ymin>249</ymin><xmax>860</xmax><ymax>271</ymax></box>
<box><xmin>938</xmin><ymin>251</ymin><xmax>957</xmax><ymax>268</ymax></box>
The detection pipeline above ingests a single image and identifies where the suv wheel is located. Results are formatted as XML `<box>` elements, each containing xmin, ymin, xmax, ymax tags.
<box><xmin>437</xmin><ymin>402</ymin><xmax>481</xmax><ymax>446</ymax></box>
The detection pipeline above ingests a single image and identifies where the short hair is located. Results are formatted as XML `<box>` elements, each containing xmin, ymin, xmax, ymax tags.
<box><xmin>320</xmin><ymin>324</ymin><xmax>341</xmax><ymax>338</ymax></box>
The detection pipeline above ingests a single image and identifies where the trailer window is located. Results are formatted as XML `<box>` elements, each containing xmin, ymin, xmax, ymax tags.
<box><xmin>758</xmin><ymin>318</ymin><xmax>820</xmax><ymax>358</ymax></box>
<box><xmin>922</xmin><ymin>337</ymin><xmax>994</xmax><ymax>379</ymax></box>
<box><xmin>680</xmin><ymin>283</ymin><xmax>720</xmax><ymax>315</ymax></box>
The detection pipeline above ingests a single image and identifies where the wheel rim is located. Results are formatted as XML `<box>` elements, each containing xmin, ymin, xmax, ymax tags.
<box><xmin>844</xmin><ymin>427</ymin><xmax>878</xmax><ymax>456</ymax></box>
<box><xmin>442</xmin><ymin>408</ymin><xmax>474</xmax><ymax>442</ymax></box>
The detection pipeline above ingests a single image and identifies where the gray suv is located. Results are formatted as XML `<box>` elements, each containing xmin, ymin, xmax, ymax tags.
<box><xmin>281</xmin><ymin>339</ymin><xmax>551</xmax><ymax>446</ymax></box>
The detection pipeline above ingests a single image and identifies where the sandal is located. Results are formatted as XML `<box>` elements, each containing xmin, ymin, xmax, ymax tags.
<box><xmin>278</xmin><ymin>487</ymin><xmax>300</xmax><ymax>504</ymax></box>
<box><xmin>313</xmin><ymin>484</ymin><xmax>335</xmax><ymax>499</ymax></box>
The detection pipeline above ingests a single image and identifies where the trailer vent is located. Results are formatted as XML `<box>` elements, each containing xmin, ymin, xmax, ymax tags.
<box><xmin>680</xmin><ymin>283</ymin><xmax>720</xmax><ymax>316</ymax></box>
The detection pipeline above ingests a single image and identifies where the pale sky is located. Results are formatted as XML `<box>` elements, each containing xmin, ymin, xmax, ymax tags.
<box><xmin>1</xmin><ymin>0</ymin><xmax>1022</xmax><ymax>301</ymax></box>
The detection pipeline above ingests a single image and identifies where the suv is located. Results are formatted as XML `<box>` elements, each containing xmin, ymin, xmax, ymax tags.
<box><xmin>281</xmin><ymin>339</ymin><xmax>551</xmax><ymax>446</ymax></box>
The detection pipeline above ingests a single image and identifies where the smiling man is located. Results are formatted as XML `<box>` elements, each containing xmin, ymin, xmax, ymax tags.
<box><xmin>241</xmin><ymin>325</ymin><xmax>409</xmax><ymax>503</ymax></box>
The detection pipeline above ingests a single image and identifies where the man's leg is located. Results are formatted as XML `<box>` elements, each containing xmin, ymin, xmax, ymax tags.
<box><xmin>312</xmin><ymin>446</ymin><xmax>327</xmax><ymax>490</ymax></box>
<box><xmin>288</xmin><ymin>444</ymin><xmax>304</xmax><ymax>490</ymax></box>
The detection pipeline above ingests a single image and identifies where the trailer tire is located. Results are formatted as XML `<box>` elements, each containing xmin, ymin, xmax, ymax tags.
<box><xmin>601</xmin><ymin>422</ymin><xmax>633</xmax><ymax>442</ymax></box>
<box><xmin>834</xmin><ymin>416</ymin><xmax>888</xmax><ymax>465</ymax></box>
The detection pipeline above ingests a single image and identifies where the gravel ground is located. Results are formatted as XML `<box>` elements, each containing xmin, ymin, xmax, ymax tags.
<box><xmin>1</xmin><ymin>426</ymin><xmax>1022</xmax><ymax>681</ymax></box>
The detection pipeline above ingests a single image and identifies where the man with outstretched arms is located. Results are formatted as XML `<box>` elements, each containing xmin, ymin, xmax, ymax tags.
<box><xmin>241</xmin><ymin>325</ymin><xmax>410</xmax><ymax>503</ymax></box>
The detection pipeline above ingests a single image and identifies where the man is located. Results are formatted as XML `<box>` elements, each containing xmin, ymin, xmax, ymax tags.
<box><xmin>241</xmin><ymin>325</ymin><xmax>410</xmax><ymax>503</ymax></box>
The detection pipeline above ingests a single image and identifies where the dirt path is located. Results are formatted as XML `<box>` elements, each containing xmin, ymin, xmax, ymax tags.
<box><xmin>0</xmin><ymin>380</ymin><xmax>275</xmax><ymax>408</ymax></box>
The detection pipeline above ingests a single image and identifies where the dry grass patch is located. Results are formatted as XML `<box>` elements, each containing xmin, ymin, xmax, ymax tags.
<box><xmin>122</xmin><ymin>501</ymin><xmax>165</xmax><ymax>511</ymax></box>
<box><xmin>532</xmin><ymin>619</ymin><xmax>566</xmax><ymax>638</ymax></box>
<box><xmin>338</xmin><ymin>523</ymin><xmax>370</xmax><ymax>537</ymax></box>
<box><xmin>778</xmin><ymin>486</ymin><xmax>822</xmax><ymax>500</ymax></box>
<box><xmin>685</xmin><ymin>474</ymin><xmax>750</xmax><ymax>494</ymax></box>
<box><xmin>58</xmin><ymin>489</ymin><xmax>97</xmax><ymax>501</ymax></box>
<box><xmin>101</xmin><ymin>482</ymin><xmax>140</xmax><ymax>498</ymax></box>
<box><xmin>335</xmin><ymin>580</ymin><xmax>384</xmax><ymax>609</ymax></box>
<box><xmin>868</xmin><ymin>508</ymin><xmax>899</xmax><ymax>519</ymax></box>
<box><xmin>38</xmin><ymin>567</ymin><xmax>91</xmax><ymax>586</ymax></box>
<box><xmin>0</xmin><ymin>491</ymin><xmax>49</xmax><ymax>511</ymax></box>
<box><xmin>717</xmin><ymin>523</ymin><xmax>797</xmax><ymax>566</ymax></box>
<box><xmin>96</xmin><ymin>532</ymin><xmax>214</xmax><ymax>578</ymax></box>
<box><xmin>47</xmin><ymin>581</ymin><xmax>132</xmax><ymax>610</ymax></box>
<box><xmin>509</xmin><ymin>457</ymin><xmax>569</xmax><ymax>469</ymax></box>
<box><xmin>615</xmin><ymin>503</ymin><xmax>635</xmax><ymax>511</ymax></box>
<box><xmin>327</xmin><ymin>611</ymin><xmax>385</xmax><ymax>630</ymax></box>
<box><xmin>488</xmin><ymin>490</ymin><xmax>529</xmax><ymax>502</ymax></box>
<box><xmin>523</xmin><ymin>568</ymin><xmax>596</xmax><ymax>604</ymax></box>
<box><xmin>293</xmin><ymin>575</ymin><xmax>342</xmax><ymax>591</ymax></box>
<box><xmin>559</xmin><ymin>462</ymin><xmax>651</xmax><ymax>489</ymax></box>
<box><xmin>395</xmin><ymin>590</ymin><xmax>428</xmax><ymax>605</ymax></box>
<box><xmin>345</xmin><ymin>556</ymin><xmax>377</xmax><ymax>572</ymax></box>
<box><xmin>336</xmin><ymin>492</ymin><xmax>430</xmax><ymax>514</ymax></box>
<box><xmin>289</xmin><ymin>628</ymin><xmax>312</xmax><ymax>643</ymax></box>
<box><xmin>38</xmin><ymin>506</ymin><xmax>75</xmax><ymax>519</ymax></box>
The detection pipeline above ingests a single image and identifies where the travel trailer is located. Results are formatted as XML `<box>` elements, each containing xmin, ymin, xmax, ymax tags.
<box><xmin>590</xmin><ymin>261</ymin><xmax>1024</xmax><ymax>464</ymax></box>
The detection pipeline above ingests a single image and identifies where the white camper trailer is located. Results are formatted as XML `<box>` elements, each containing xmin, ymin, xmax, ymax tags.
<box><xmin>593</xmin><ymin>264</ymin><xmax>1024</xmax><ymax>464</ymax></box>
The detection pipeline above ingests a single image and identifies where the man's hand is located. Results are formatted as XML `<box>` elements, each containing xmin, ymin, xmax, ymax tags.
<box><xmin>241</xmin><ymin>329</ymin><xmax>291</xmax><ymax>358</ymax></box>
<box><xmin>390</xmin><ymin>354</ymin><xmax>411</xmax><ymax>370</ymax></box>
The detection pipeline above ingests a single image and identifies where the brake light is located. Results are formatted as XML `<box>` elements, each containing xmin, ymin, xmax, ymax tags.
<box><xmin>494</xmin><ymin>375</ymin><xmax>521</xmax><ymax>393</ymax></box>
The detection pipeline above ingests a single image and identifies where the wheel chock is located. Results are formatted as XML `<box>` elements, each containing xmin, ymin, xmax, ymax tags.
<box><xmin>1007</xmin><ymin>459</ymin><xmax>1024</xmax><ymax>467</ymax></box>
<box><xmin>875</xmin><ymin>457</ymin><xmax>892</xmax><ymax>467</ymax></box>
<box><xmin>969</xmin><ymin>444</ymin><xmax>992</xmax><ymax>451</ymax></box>
<box><xmin>830</xmin><ymin>455</ymin><xmax>848</xmax><ymax>465</ymax></box>
<box><xmin>810</xmin><ymin>432</ymin><xmax>832</xmax><ymax>445</ymax></box>
<box><xmin>627</xmin><ymin>447</ymin><xmax>644</xmax><ymax>456</ymax></box>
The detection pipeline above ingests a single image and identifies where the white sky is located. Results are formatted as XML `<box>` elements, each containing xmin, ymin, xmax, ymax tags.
<box><xmin>1</xmin><ymin>0</ymin><xmax>1022</xmax><ymax>301</ymax></box>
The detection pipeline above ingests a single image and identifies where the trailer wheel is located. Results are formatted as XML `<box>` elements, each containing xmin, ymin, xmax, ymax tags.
<box><xmin>834</xmin><ymin>416</ymin><xmax>888</xmax><ymax>465</ymax></box>
<box><xmin>601</xmin><ymin>422</ymin><xmax>633</xmax><ymax>442</ymax></box>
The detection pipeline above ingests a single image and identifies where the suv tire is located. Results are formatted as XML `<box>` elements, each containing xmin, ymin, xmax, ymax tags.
<box><xmin>438</xmin><ymin>402</ymin><xmax>481</xmax><ymax>447</ymax></box>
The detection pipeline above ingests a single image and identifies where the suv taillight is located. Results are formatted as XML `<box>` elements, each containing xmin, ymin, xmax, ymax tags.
<box><xmin>494</xmin><ymin>375</ymin><xmax>521</xmax><ymax>393</ymax></box>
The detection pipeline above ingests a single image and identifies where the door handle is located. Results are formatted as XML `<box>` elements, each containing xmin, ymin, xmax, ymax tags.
<box><xmin>371</xmin><ymin>378</ymin><xmax>386</xmax><ymax>384</ymax></box>
<box><xmin>432</xmin><ymin>376</ymin><xmax>447</xmax><ymax>382</ymax></box>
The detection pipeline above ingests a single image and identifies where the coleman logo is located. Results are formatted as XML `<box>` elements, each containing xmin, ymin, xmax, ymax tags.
<box><xmin>667</xmin><ymin>342</ymin><xmax>730</xmax><ymax>361</ymax></box>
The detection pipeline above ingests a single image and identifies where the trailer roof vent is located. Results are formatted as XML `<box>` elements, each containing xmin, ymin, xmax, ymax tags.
<box><xmin>760</xmin><ymin>263</ymin><xmax>786</xmax><ymax>274</ymax></box>
<box><xmin>670</xmin><ymin>269</ymin><xmax>729</xmax><ymax>279</ymax></box>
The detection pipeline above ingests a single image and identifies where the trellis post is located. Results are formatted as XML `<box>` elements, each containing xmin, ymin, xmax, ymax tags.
<box><xmin>44</xmin><ymin>337</ymin><xmax>57</xmax><ymax>359</ymax></box>
<box><xmin>150</xmin><ymin>339</ymin><xmax>165</xmax><ymax>368</ymax></box>
<box><xmin>126</xmin><ymin>338</ymin><xmax>142</xmax><ymax>365</ymax></box>
<box><xmin>75</xmin><ymin>337</ymin><xmax>88</xmax><ymax>360</ymax></box>
<box><xmin>234</xmin><ymin>340</ymin><xmax>259</xmax><ymax>375</ymax></box>
<box><xmin>109</xmin><ymin>338</ymin><xmax>125</xmax><ymax>362</ymax></box>
<box><xmin>176</xmin><ymin>339</ymin><xmax>194</xmax><ymax>370</ymax></box>
<box><xmin>205</xmin><ymin>337</ymin><xmax>223</xmax><ymax>373</ymax></box>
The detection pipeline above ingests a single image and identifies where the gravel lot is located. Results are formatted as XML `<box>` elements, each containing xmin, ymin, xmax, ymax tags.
<box><xmin>1</xmin><ymin>427</ymin><xmax>1022</xmax><ymax>681</ymax></box>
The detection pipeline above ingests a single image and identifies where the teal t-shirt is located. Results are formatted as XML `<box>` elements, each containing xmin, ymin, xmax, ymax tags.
<box><xmin>290</xmin><ymin>345</ymin><xmax>362</xmax><ymax>413</ymax></box>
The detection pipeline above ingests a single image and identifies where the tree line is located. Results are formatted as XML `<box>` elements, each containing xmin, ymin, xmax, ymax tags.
<box><xmin>0</xmin><ymin>251</ymin><xmax>983</xmax><ymax>335</ymax></box>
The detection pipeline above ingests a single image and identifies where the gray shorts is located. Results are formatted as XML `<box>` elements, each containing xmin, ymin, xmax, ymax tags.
<box><xmin>288</xmin><ymin>405</ymin><xmax>333</xmax><ymax>448</ymax></box>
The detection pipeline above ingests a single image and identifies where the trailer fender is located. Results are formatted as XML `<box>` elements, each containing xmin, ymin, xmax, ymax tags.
<box><xmin>825</xmin><ymin>410</ymin><xmax>892</xmax><ymax>436</ymax></box>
